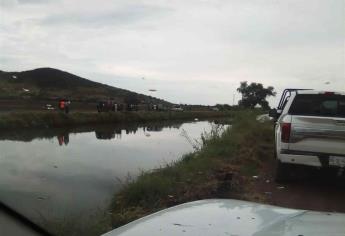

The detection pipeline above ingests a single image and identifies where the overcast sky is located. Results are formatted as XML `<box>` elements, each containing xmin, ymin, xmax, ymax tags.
<box><xmin>0</xmin><ymin>0</ymin><xmax>344</xmax><ymax>105</ymax></box>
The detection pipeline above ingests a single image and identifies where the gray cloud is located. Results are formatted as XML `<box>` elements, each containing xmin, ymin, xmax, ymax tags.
<box><xmin>17</xmin><ymin>0</ymin><xmax>53</xmax><ymax>4</ymax></box>
<box><xmin>0</xmin><ymin>0</ymin><xmax>344</xmax><ymax>105</ymax></box>
<box><xmin>40</xmin><ymin>4</ymin><xmax>173</xmax><ymax>28</ymax></box>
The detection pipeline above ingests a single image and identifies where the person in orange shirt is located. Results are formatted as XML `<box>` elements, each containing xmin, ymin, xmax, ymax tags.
<box><xmin>59</xmin><ymin>100</ymin><xmax>65</xmax><ymax>110</ymax></box>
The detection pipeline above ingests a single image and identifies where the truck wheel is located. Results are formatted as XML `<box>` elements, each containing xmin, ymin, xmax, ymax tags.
<box><xmin>275</xmin><ymin>160</ymin><xmax>292</xmax><ymax>183</ymax></box>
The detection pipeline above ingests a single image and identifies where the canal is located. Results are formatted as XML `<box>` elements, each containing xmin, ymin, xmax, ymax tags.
<box><xmin>0</xmin><ymin>119</ymin><xmax>227</xmax><ymax>233</ymax></box>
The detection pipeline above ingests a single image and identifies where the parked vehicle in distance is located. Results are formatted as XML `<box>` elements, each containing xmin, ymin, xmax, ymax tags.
<box><xmin>43</xmin><ymin>104</ymin><xmax>55</xmax><ymax>110</ymax></box>
<box><xmin>171</xmin><ymin>107</ymin><xmax>184</xmax><ymax>112</ymax></box>
<box><xmin>270</xmin><ymin>89</ymin><xmax>345</xmax><ymax>181</ymax></box>
<box><xmin>97</xmin><ymin>100</ymin><xmax>118</xmax><ymax>112</ymax></box>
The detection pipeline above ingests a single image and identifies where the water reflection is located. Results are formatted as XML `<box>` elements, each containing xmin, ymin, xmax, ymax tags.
<box><xmin>0</xmin><ymin>119</ymin><xmax>228</xmax><ymax>228</ymax></box>
<box><xmin>94</xmin><ymin>123</ymin><xmax>184</xmax><ymax>140</ymax></box>
<box><xmin>95</xmin><ymin>128</ymin><xmax>122</xmax><ymax>140</ymax></box>
<box><xmin>57</xmin><ymin>133</ymin><xmax>69</xmax><ymax>146</ymax></box>
<box><xmin>0</xmin><ymin>120</ymin><xmax>190</xmax><ymax>144</ymax></box>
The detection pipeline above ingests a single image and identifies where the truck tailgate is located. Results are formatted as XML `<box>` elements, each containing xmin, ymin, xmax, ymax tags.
<box><xmin>289</xmin><ymin>116</ymin><xmax>345</xmax><ymax>155</ymax></box>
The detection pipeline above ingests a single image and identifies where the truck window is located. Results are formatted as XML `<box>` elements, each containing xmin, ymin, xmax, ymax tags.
<box><xmin>289</xmin><ymin>94</ymin><xmax>345</xmax><ymax>118</ymax></box>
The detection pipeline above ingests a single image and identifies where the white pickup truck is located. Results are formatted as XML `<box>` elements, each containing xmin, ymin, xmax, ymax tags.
<box><xmin>270</xmin><ymin>89</ymin><xmax>345</xmax><ymax>181</ymax></box>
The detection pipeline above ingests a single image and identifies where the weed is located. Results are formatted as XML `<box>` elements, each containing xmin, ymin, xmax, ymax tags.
<box><xmin>109</xmin><ymin>110</ymin><xmax>273</xmax><ymax>228</ymax></box>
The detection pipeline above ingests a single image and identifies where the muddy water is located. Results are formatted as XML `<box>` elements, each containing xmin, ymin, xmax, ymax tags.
<box><xmin>0</xmin><ymin>120</ymin><xmax>227</xmax><ymax>224</ymax></box>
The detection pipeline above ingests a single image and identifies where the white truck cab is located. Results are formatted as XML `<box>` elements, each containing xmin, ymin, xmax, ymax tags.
<box><xmin>270</xmin><ymin>89</ymin><xmax>345</xmax><ymax>181</ymax></box>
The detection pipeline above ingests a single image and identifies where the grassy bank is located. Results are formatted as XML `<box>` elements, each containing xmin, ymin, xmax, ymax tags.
<box><xmin>109</xmin><ymin>110</ymin><xmax>274</xmax><ymax>228</ymax></box>
<box><xmin>0</xmin><ymin>111</ymin><xmax>231</xmax><ymax>129</ymax></box>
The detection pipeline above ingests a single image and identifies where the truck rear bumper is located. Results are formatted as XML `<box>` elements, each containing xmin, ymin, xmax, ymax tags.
<box><xmin>278</xmin><ymin>153</ymin><xmax>322</xmax><ymax>167</ymax></box>
<box><xmin>278</xmin><ymin>149</ymin><xmax>345</xmax><ymax>168</ymax></box>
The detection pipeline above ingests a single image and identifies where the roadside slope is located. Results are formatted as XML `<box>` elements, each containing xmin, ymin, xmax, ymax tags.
<box><xmin>109</xmin><ymin>112</ymin><xmax>345</xmax><ymax>230</ymax></box>
<box><xmin>109</xmin><ymin>110</ymin><xmax>272</xmax><ymax>227</ymax></box>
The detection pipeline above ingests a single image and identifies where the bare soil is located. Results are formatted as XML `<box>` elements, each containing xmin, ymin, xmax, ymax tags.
<box><xmin>230</xmin><ymin>157</ymin><xmax>345</xmax><ymax>213</ymax></box>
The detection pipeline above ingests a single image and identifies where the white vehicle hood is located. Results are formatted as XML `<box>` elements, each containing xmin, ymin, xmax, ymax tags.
<box><xmin>103</xmin><ymin>199</ymin><xmax>345</xmax><ymax>236</ymax></box>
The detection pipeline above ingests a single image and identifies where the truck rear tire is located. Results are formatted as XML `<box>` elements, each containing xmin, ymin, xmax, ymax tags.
<box><xmin>275</xmin><ymin>160</ymin><xmax>292</xmax><ymax>183</ymax></box>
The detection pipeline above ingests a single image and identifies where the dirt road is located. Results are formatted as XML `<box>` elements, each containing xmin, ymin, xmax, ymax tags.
<box><xmin>234</xmin><ymin>158</ymin><xmax>345</xmax><ymax>213</ymax></box>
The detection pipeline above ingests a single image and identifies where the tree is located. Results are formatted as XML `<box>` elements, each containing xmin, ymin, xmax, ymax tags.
<box><xmin>237</xmin><ymin>81</ymin><xmax>276</xmax><ymax>109</ymax></box>
<box><xmin>215</xmin><ymin>104</ymin><xmax>232</xmax><ymax>111</ymax></box>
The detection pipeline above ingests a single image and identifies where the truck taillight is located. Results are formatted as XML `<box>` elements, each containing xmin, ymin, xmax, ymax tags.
<box><xmin>324</xmin><ymin>92</ymin><xmax>334</xmax><ymax>95</ymax></box>
<box><xmin>281</xmin><ymin>123</ymin><xmax>291</xmax><ymax>143</ymax></box>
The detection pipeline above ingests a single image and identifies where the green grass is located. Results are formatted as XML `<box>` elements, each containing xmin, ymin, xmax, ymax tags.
<box><xmin>109</xmin><ymin>110</ymin><xmax>274</xmax><ymax>228</ymax></box>
<box><xmin>0</xmin><ymin>111</ymin><xmax>232</xmax><ymax>129</ymax></box>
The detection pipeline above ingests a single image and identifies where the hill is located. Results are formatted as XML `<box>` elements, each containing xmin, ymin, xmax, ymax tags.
<box><xmin>0</xmin><ymin>67</ymin><xmax>168</xmax><ymax>105</ymax></box>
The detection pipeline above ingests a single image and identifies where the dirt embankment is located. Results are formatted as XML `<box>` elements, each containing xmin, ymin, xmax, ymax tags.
<box><xmin>233</xmin><ymin>157</ymin><xmax>345</xmax><ymax>213</ymax></box>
